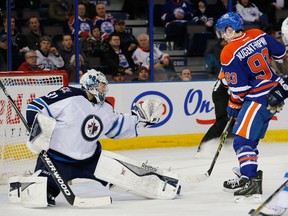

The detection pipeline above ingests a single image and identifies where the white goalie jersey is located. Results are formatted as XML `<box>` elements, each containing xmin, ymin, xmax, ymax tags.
<box><xmin>26</xmin><ymin>86</ymin><xmax>138</xmax><ymax>160</ymax></box>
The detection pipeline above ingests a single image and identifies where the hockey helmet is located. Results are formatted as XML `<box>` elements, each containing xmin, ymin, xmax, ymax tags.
<box><xmin>281</xmin><ymin>17</ymin><xmax>288</xmax><ymax>48</ymax></box>
<box><xmin>215</xmin><ymin>12</ymin><xmax>244</xmax><ymax>39</ymax></box>
<box><xmin>80</xmin><ymin>69</ymin><xmax>108</xmax><ymax>104</ymax></box>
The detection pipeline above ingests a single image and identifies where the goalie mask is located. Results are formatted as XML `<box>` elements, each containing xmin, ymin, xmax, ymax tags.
<box><xmin>215</xmin><ymin>12</ymin><xmax>244</xmax><ymax>39</ymax></box>
<box><xmin>281</xmin><ymin>17</ymin><xmax>288</xmax><ymax>49</ymax></box>
<box><xmin>80</xmin><ymin>69</ymin><xmax>108</xmax><ymax>105</ymax></box>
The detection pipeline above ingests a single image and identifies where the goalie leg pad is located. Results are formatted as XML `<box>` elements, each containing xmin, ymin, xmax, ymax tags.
<box><xmin>20</xmin><ymin>176</ymin><xmax>48</xmax><ymax>208</ymax></box>
<box><xmin>8</xmin><ymin>176</ymin><xmax>22</xmax><ymax>203</ymax></box>
<box><xmin>95</xmin><ymin>150</ymin><xmax>180</xmax><ymax>199</ymax></box>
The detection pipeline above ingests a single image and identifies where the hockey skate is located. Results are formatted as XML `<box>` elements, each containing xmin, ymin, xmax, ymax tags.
<box><xmin>249</xmin><ymin>204</ymin><xmax>286</xmax><ymax>216</ymax></box>
<box><xmin>234</xmin><ymin>170</ymin><xmax>263</xmax><ymax>203</ymax></box>
<box><xmin>223</xmin><ymin>167</ymin><xmax>248</xmax><ymax>192</ymax></box>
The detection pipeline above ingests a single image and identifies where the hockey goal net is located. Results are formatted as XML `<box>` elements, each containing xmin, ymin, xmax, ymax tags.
<box><xmin>0</xmin><ymin>70</ymin><xmax>68</xmax><ymax>184</ymax></box>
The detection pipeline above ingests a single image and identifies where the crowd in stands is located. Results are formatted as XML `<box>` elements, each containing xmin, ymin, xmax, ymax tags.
<box><xmin>0</xmin><ymin>0</ymin><xmax>287</xmax><ymax>83</ymax></box>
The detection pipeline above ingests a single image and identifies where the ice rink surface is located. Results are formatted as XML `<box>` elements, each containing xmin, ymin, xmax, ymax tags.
<box><xmin>1</xmin><ymin>140</ymin><xmax>288</xmax><ymax>216</ymax></box>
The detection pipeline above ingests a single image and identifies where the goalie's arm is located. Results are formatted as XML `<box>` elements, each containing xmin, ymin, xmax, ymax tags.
<box><xmin>26</xmin><ymin>97</ymin><xmax>51</xmax><ymax>127</ymax></box>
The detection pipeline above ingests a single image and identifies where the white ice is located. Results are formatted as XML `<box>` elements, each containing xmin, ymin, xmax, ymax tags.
<box><xmin>1</xmin><ymin>140</ymin><xmax>288</xmax><ymax>216</ymax></box>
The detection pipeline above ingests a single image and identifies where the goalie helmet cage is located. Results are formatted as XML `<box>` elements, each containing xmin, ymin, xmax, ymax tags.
<box><xmin>0</xmin><ymin>70</ymin><xmax>68</xmax><ymax>184</ymax></box>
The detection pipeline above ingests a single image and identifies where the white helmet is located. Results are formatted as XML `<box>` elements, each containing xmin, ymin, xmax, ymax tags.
<box><xmin>281</xmin><ymin>17</ymin><xmax>288</xmax><ymax>48</ymax></box>
<box><xmin>80</xmin><ymin>69</ymin><xmax>108</xmax><ymax>104</ymax></box>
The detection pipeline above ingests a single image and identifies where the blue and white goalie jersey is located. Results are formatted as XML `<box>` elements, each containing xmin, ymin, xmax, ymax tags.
<box><xmin>26</xmin><ymin>86</ymin><xmax>138</xmax><ymax>160</ymax></box>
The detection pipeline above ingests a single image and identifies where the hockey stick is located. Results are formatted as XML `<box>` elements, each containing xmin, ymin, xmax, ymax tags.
<box><xmin>248</xmin><ymin>179</ymin><xmax>288</xmax><ymax>216</ymax></box>
<box><xmin>0</xmin><ymin>80</ymin><xmax>112</xmax><ymax>207</ymax></box>
<box><xmin>185</xmin><ymin>116</ymin><xmax>234</xmax><ymax>183</ymax></box>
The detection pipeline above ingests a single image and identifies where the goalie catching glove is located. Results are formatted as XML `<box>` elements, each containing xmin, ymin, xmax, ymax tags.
<box><xmin>132</xmin><ymin>98</ymin><xmax>163</xmax><ymax>127</ymax></box>
<box><xmin>267</xmin><ymin>77</ymin><xmax>288</xmax><ymax>113</ymax></box>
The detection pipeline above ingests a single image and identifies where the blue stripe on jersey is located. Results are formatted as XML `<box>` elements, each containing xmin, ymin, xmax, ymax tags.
<box><xmin>111</xmin><ymin>116</ymin><xmax>125</xmax><ymax>138</ymax></box>
<box><xmin>27</xmin><ymin>104</ymin><xmax>41</xmax><ymax>112</ymax></box>
<box><xmin>27</xmin><ymin>100</ymin><xmax>44</xmax><ymax>111</ymax></box>
<box><xmin>34</xmin><ymin>98</ymin><xmax>53</xmax><ymax>117</ymax></box>
<box><xmin>105</xmin><ymin>119</ymin><xmax>119</xmax><ymax>136</ymax></box>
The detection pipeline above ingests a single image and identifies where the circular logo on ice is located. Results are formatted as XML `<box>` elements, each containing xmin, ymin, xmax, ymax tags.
<box><xmin>131</xmin><ymin>91</ymin><xmax>173</xmax><ymax>128</ymax></box>
<box><xmin>81</xmin><ymin>115</ymin><xmax>103</xmax><ymax>141</ymax></box>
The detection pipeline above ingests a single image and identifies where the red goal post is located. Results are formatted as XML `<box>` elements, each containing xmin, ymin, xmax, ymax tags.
<box><xmin>0</xmin><ymin>70</ymin><xmax>68</xmax><ymax>183</ymax></box>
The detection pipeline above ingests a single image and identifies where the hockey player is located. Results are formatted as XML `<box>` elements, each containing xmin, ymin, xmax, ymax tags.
<box><xmin>215</xmin><ymin>12</ymin><xmax>286</xmax><ymax>202</ymax></box>
<box><xmin>9</xmin><ymin>69</ymin><xmax>181</xmax><ymax>207</ymax></box>
<box><xmin>197</xmin><ymin>70</ymin><xmax>234</xmax><ymax>152</ymax></box>
<box><xmin>248</xmin><ymin>17</ymin><xmax>288</xmax><ymax>216</ymax></box>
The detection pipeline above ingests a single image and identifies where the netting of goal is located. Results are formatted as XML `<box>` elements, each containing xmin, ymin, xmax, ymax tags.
<box><xmin>0</xmin><ymin>70</ymin><xmax>68</xmax><ymax>184</ymax></box>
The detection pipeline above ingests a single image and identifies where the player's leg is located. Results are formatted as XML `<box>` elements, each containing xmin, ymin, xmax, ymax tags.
<box><xmin>197</xmin><ymin>86</ymin><xmax>230</xmax><ymax>151</ymax></box>
<box><xmin>226</xmin><ymin>101</ymin><xmax>274</xmax><ymax>202</ymax></box>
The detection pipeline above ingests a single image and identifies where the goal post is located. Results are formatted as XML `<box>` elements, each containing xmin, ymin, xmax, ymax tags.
<box><xmin>0</xmin><ymin>70</ymin><xmax>68</xmax><ymax>183</ymax></box>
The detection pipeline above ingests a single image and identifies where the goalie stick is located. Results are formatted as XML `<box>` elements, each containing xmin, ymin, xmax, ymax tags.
<box><xmin>0</xmin><ymin>80</ymin><xmax>112</xmax><ymax>207</ymax></box>
<box><xmin>185</xmin><ymin>116</ymin><xmax>234</xmax><ymax>183</ymax></box>
<box><xmin>248</xmin><ymin>179</ymin><xmax>288</xmax><ymax>216</ymax></box>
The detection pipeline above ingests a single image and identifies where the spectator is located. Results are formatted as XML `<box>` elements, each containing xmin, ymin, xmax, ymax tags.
<box><xmin>101</xmin><ymin>32</ymin><xmax>135</xmax><ymax>76</ymax></box>
<box><xmin>92</xmin><ymin>3</ymin><xmax>115</xmax><ymax>41</ymax></box>
<box><xmin>161</xmin><ymin>0</ymin><xmax>194</xmax><ymax>50</ymax></box>
<box><xmin>17</xmin><ymin>50</ymin><xmax>43</xmax><ymax>71</ymax></box>
<box><xmin>66</xmin><ymin>54</ymin><xmax>88</xmax><ymax>83</ymax></box>
<box><xmin>81</xmin><ymin>26</ymin><xmax>108</xmax><ymax>57</ymax></box>
<box><xmin>48</xmin><ymin>0</ymin><xmax>73</xmax><ymax>31</ymax></box>
<box><xmin>68</xmin><ymin>3</ymin><xmax>93</xmax><ymax>40</ymax></box>
<box><xmin>212</xmin><ymin>0</ymin><xmax>231</xmax><ymax>22</ymax></box>
<box><xmin>15</xmin><ymin>0</ymin><xmax>40</xmax><ymax>10</ymax></box>
<box><xmin>252</xmin><ymin>0</ymin><xmax>284</xmax><ymax>25</ymax></box>
<box><xmin>171</xmin><ymin>68</ymin><xmax>192</xmax><ymax>80</ymax></box>
<box><xmin>0</xmin><ymin>16</ymin><xmax>28</xmax><ymax>71</ymax></box>
<box><xmin>204</xmin><ymin>38</ymin><xmax>227</xmax><ymax>75</ymax></box>
<box><xmin>122</xmin><ymin>0</ymin><xmax>147</xmax><ymax>20</ymax></box>
<box><xmin>25</xmin><ymin>16</ymin><xmax>45</xmax><ymax>50</ymax></box>
<box><xmin>114</xmin><ymin>19</ymin><xmax>138</xmax><ymax>56</ymax></box>
<box><xmin>58</xmin><ymin>34</ymin><xmax>89</xmax><ymax>71</ymax></box>
<box><xmin>79</xmin><ymin>0</ymin><xmax>97</xmax><ymax>20</ymax></box>
<box><xmin>132</xmin><ymin>33</ymin><xmax>176</xmax><ymax>81</ymax></box>
<box><xmin>112</xmin><ymin>67</ymin><xmax>127</xmax><ymax>82</ymax></box>
<box><xmin>36</xmin><ymin>36</ymin><xmax>64</xmax><ymax>70</ymax></box>
<box><xmin>236</xmin><ymin>0</ymin><xmax>269</xmax><ymax>28</ymax></box>
<box><xmin>132</xmin><ymin>66</ymin><xmax>150</xmax><ymax>82</ymax></box>
<box><xmin>180</xmin><ymin>68</ymin><xmax>192</xmax><ymax>81</ymax></box>
<box><xmin>192</xmin><ymin>0</ymin><xmax>215</xmax><ymax>32</ymax></box>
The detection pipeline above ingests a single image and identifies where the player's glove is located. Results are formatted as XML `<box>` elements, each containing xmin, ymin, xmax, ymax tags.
<box><xmin>267</xmin><ymin>78</ymin><xmax>288</xmax><ymax>113</ymax></box>
<box><xmin>132</xmin><ymin>98</ymin><xmax>163</xmax><ymax>128</ymax></box>
<box><xmin>227</xmin><ymin>100</ymin><xmax>242</xmax><ymax>118</ymax></box>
